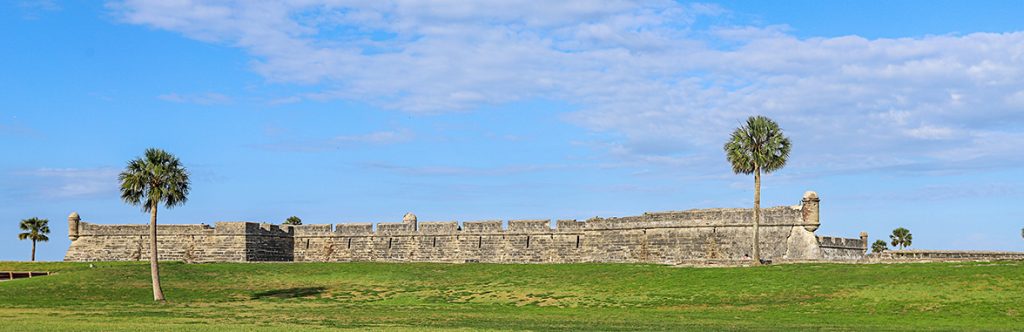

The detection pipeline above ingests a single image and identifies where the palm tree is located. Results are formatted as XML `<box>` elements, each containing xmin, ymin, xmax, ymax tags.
<box><xmin>18</xmin><ymin>217</ymin><xmax>50</xmax><ymax>261</ymax></box>
<box><xmin>284</xmin><ymin>216</ymin><xmax>302</xmax><ymax>225</ymax></box>
<box><xmin>724</xmin><ymin>115</ymin><xmax>791</xmax><ymax>264</ymax></box>
<box><xmin>890</xmin><ymin>227</ymin><xmax>912</xmax><ymax>250</ymax></box>
<box><xmin>119</xmin><ymin>148</ymin><xmax>190</xmax><ymax>302</ymax></box>
<box><xmin>871</xmin><ymin>239</ymin><xmax>888</xmax><ymax>254</ymax></box>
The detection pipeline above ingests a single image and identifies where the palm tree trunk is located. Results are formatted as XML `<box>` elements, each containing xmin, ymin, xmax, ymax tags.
<box><xmin>752</xmin><ymin>167</ymin><xmax>761</xmax><ymax>265</ymax></box>
<box><xmin>150</xmin><ymin>203</ymin><xmax>165</xmax><ymax>302</ymax></box>
<box><xmin>31</xmin><ymin>240</ymin><xmax>36</xmax><ymax>262</ymax></box>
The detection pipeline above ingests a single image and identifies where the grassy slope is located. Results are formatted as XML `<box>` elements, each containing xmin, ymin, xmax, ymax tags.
<box><xmin>0</xmin><ymin>261</ymin><xmax>1021</xmax><ymax>331</ymax></box>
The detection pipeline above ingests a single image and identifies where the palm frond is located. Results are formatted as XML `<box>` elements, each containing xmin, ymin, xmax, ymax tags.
<box><xmin>17</xmin><ymin>217</ymin><xmax>50</xmax><ymax>242</ymax></box>
<box><xmin>724</xmin><ymin>115</ymin><xmax>790</xmax><ymax>175</ymax></box>
<box><xmin>119</xmin><ymin>148</ymin><xmax>191</xmax><ymax>212</ymax></box>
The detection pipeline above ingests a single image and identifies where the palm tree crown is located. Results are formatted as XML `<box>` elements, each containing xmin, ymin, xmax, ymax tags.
<box><xmin>724</xmin><ymin>116</ymin><xmax>792</xmax><ymax>175</ymax></box>
<box><xmin>119</xmin><ymin>148</ymin><xmax>191</xmax><ymax>211</ymax></box>
<box><xmin>890</xmin><ymin>227</ymin><xmax>913</xmax><ymax>250</ymax></box>
<box><xmin>871</xmin><ymin>239</ymin><xmax>888</xmax><ymax>254</ymax></box>
<box><xmin>18</xmin><ymin>217</ymin><xmax>50</xmax><ymax>261</ymax></box>
<box><xmin>18</xmin><ymin>217</ymin><xmax>50</xmax><ymax>242</ymax></box>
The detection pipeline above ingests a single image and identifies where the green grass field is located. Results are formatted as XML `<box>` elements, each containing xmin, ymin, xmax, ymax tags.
<box><xmin>1</xmin><ymin>261</ymin><xmax>1022</xmax><ymax>331</ymax></box>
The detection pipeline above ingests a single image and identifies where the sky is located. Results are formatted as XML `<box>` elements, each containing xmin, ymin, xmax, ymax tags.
<box><xmin>2</xmin><ymin>1</ymin><xmax>1023</xmax><ymax>261</ymax></box>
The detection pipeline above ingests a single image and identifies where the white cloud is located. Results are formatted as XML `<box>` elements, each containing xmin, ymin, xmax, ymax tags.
<box><xmin>257</xmin><ymin>129</ymin><xmax>414</xmax><ymax>152</ymax></box>
<box><xmin>904</xmin><ymin>125</ymin><xmax>956</xmax><ymax>140</ymax></box>
<box><xmin>17</xmin><ymin>168</ymin><xmax>120</xmax><ymax>199</ymax></box>
<box><xmin>158</xmin><ymin>92</ymin><xmax>233</xmax><ymax>105</ymax></box>
<box><xmin>362</xmin><ymin>162</ymin><xmax>568</xmax><ymax>177</ymax></box>
<box><xmin>110</xmin><ymin>1</ymin><xmax>1024</xmax><ymax>174</ymax></box>
<box><xmin>333</xmin><ymin>130</ymin><xmax>412</xmax><ymax>145</ymax></box>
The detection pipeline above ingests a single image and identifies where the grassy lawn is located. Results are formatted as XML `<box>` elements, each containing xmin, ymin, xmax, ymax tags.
<box><xmin>1</xmin><ymin>261</ymin><xmax>1022</xmax><ymax>331</ymax></box>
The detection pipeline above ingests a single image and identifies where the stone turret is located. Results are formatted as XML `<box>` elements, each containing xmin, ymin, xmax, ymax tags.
<box><xmin>403</xmin><ymin>212</ymin><xmax>417</xmax><ymax>232</ymax></box>
<box><xmin>68</xmin><ymin>212</ymin><xmax>81</xmax><ymax>240</ymax></box>
<box><xmin>860</xmin><ymin>232</ymin><xmax>869</xmax><ymax>254</ymax></box>
<box><xmin>801</xmin><ymin>191</ymin><xmax>820</xmax><ymax>232</ymax></box>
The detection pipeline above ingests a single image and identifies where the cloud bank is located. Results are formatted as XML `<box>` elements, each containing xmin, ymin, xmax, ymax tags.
<box><xmin>109</xmin><ymin>0</ymin><xmax>1024</xmax><ymax>175</ymax></box>
<box><xmin>13</xmin><ymin>168</ymin><xmax>120</xmax><ymax>199</ymax></box>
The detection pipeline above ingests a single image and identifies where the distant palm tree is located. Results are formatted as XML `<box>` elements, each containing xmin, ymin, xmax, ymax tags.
<box><xmin>18</xmin><ymin>217</ymin><xmax>50</xmax><ymax>262</ymax></box>
<box><xmin>119</xmin><ymin>148</ymin><xmax>190</xmax><ymax>302</ymax></box>
<box><xmin>284</xmin><ymin>216</ymin><xmax>302</xmax><ymax>225</ymax></box>
<box><xmin>871</xmin><ymin>240</ymin><xmax>888</xmax><ymax>254</ymax></box>
<box><xmin>890</xmin><ymin>227</ymin><xmax>912</xmax><ymax>250</ymax></box>
<box><xmin>724</xmin><ymin>116</ymin><xmax>791</xmax><ymax>264</ymax></box>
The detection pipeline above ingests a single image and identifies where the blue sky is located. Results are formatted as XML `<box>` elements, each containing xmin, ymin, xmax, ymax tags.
<box><xmin>2</xmin><ymin>1</ymin><xmax>1023</xmax><ymax>261</ymax></box>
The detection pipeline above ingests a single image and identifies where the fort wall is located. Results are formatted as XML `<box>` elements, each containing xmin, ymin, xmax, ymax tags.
<box><xmin>65</xmin><ymin>218</ymin><xmax>293</xmax><ymax>262</ymax></box>
<box><xmin>65</xmin><ymin>191</ymin><xmax>870</xmax><ymax>263</ymax></box>
<box><xmin>873</xmin><ymin>250</ymin><xmax>1024</xmax><ymax>261</ymax></box>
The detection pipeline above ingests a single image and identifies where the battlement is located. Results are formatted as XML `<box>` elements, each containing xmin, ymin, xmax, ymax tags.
<box><xmin>65</xmin><ymin>191</ymin><xmax>867</xmax><ymax>264</ymax></box>
<box><xmin>818</xmin><ymin>236</ymin><xmax>865</xmax><ymax>250</ymax></box>
<box><xmin>247</xmin><ymin>205</ymin><xmax>815</xmax><ymax>237</ymax></box>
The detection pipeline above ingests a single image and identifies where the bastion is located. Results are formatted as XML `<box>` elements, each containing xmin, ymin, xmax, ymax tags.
<box><xmin>65</xmin><ymin>191</ymin><xmax>869</xmax><ymax>263</ymax></box>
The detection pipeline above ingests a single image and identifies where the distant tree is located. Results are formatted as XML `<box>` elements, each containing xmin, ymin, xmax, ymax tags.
<box><xmin>18</xmin><ymin>217</ymin><xmax>50</xmax><ymax>261</ymax></box>
<box><xmin>120</xmin><ymin>148</ymin><xmax>190</xmax><ymax>302</ymax></box>
<box><xmin>890</xmin><ymin>227</ymin><xmax>912</xmax><ymax>250</ymax></box>
<box><xmin>724</xmin><ymin>115</ymin><xmax>791</xmax><ymax>264</ymax></box>
<box><xmin>284</xmin><ymin>216</ymin><xmax>302</xmax><ymax>225</ymax></box>
<box><xmin>871</xmin><ymin>240</ymin><xmax>888</xmax><ymax>254</ymax></box>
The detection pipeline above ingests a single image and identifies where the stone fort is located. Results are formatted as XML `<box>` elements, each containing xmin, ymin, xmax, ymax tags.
<box><xmin>64</xmin><ymin>191</ymin><xmax>869</xmax><ymax>264</ymax></box>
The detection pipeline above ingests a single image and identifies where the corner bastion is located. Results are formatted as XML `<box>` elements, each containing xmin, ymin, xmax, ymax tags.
<box><xmin>65</xmin><ymin>191</ymin><xmax>869</xmax><ymax>263</ymax></box>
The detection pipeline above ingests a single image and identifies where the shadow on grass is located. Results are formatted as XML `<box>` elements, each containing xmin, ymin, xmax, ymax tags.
<box><xmin>251</xmin><ymin>287</ymin><xmax>326</xmax><ymax>300</ymax></box>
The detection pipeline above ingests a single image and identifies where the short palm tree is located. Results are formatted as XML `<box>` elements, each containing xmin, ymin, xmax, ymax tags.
<box><xmin>724</xmin><ymin>116</ymin><xmax>791</xmax><ymax>264</ymax></box>
<box><xmin>871</xmin><ymin>239</ymin><xmax>888</xmax><ymax>254</ymax></box>
<box><xmin>284</xmin><ymin>216</ymin><xmax>302</xmax><ymax>225</ymax></box>
<box><xmin>890</xmin><ymin>227</ymin><xmax>912</xmax><ymax>250</ymax></box>
<box><xmin>18</xmin><ymin>217</ymin><xmax>50</xmax><ymax>261</ymax></box>
<box><xmin>119</xmin><ymin>148</ymin><xmax>190</xmax><ymax>302</ymax></box>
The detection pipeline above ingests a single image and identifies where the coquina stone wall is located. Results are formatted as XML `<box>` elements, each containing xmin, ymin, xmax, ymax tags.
<box><xmin>65</xmin><ymin>215</ymin><xmax>293</xmax><ymax>262</ymax></box>
<box><xmin>65</xmin><ymin>191</ymin><xmax>869</xmax><ymax>263</ymax></box>
<box><xmin>872</xmin><ymin>250</ymin><xmax>1024</xmax><ymax>262</ymax></box>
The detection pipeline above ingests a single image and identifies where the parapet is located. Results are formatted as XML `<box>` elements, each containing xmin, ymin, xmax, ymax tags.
<box><xmin>508</xmin><ymin>219</ymin><xmax>551</xmax><ymax>232</ymax></box>
<box><xmin>65</xmin><ymin>191</ymin><xmax>827</xmax><ymax>238</ymax></box>
<box><xmin>289</xmin><ymin>224</ymin><xmax>333</xmax><ymax>236</ymax></box>
<box><xmin>419</xmin><ymin>221</ymin><xmax>459</xmax><ymax>234</ymax></box>
<box><xmin>377</xmin><ymin>222</ymin><xmax>413</xmax><ymax>235</ymax></box>
<box><xmin>463</xmin><ymin>220</ymin><xmax>502</xmax><ymax>233</ymax></box>
<box><xmin>556</xmin><ymin>219</ymin><xmax>585</xmax><ymax>232</ymax></box>
<box><xmin>336</xmin><ymin>223</ymin><xmax>373</xmax><ymax>235</ymax></box>
<box><xmin>817</xmin><ymin>236</ymin><xmax>865</xmax><ymax>250</ymax></box>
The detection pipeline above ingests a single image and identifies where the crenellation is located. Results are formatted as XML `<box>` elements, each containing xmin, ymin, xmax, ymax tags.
<box><xmin>336</xmin><ymin>223</ymin><xmax>373</xmax><ymax>235</ymax></box>
<box><xmin>556</xmin><ymin>219</ymin><xmax>585</xmax><ymax>232</ymax></box>
<box><xmin>65</xmin><ymin>191</ymin><xmax>870</xmax><ymax>264</ymax></box>
<box><xmin>419</xmin><ymin>221</ymin><xmax>459</xmax><ymax>234</ymax></box>
<box><xmin>376</xmin><ymin>222</ymin><xmax>412</xmax><ymax>235</ymax></box>
<box><xmin>290</xmin><ymin>224</ymin><xmax>333</xmax><ymax>236</ymax></box>
<box><xmin>508</xmin><ymin>219</ymin><xmax>551</xmax><ymax>233</ymax></box>
<box><xmin>463</xmin><ymin>220</ymin><xmax>502</xmax><ymax>233</ymax></box>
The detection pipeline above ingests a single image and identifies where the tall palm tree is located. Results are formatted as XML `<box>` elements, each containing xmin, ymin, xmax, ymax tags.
<box><xmin>18</xmin><ymin>217</ymin><xmax>50</xmax><ymax>262</ymax></box>
<box><xmin>119</xmin><ymin>148</ymin><xmax>190</xmax><ymax>302</ymax></box>
<box><xmin>724</xmin><ymin>115</ymin><xmax>791</xmax><ymax>264</ymax></box>
<box><xmin>890</xmin><ymin>227</ymin><xmax>912</xmax><ymax>250</ymax></box>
